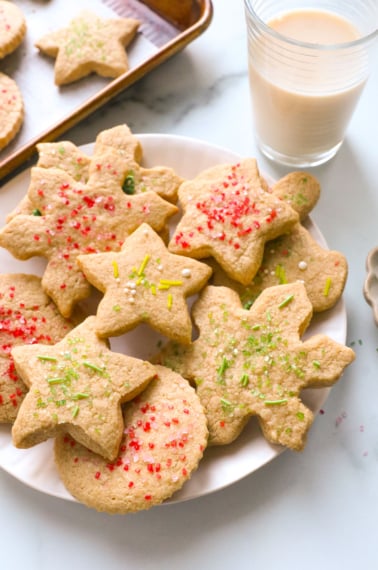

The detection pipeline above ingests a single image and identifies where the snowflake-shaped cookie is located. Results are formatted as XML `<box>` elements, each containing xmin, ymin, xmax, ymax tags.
<box><xmin>156</xmin><ymin>283</ymin><xmax>355</xmax><ymax>450</ymax></box>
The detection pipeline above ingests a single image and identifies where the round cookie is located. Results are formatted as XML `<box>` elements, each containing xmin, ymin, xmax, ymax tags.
<box><xmin>0</xmin><ymin>72</ymin><xmax>24</xmax><ymax>151</ymax></box>
<box><xmin>0</xmin><ymin>273</ymin><xmax>80</xmax><ymax>423</ymax></box>
<box><xmin>54</xmin><ymin>365</ymin><xmax>209</xmax><ymax>514</ymax></box>
<box><xmin>0</xmin><ymin>1</ymin><xmax>26</xmax><ymax>59</ymax></box>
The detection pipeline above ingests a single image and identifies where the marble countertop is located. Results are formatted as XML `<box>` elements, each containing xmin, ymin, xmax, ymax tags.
<box><xmin>1</xmin><ymin>1</ymin><xmax>378</xmax><ymax>568</ymax></box>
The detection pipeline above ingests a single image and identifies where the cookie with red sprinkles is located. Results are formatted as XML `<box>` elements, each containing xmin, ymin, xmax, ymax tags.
<box><xmin>156</xmin><ymin>283</ymin><xmax>355</xmax><ymax>450</ymax></box>
<box><xmin>0</xmin><ymin>273</ymin><xmax>81</xmax><ymax>423</ymax></box>
<box><xmin>54</xmin><ymin>365</ymin><xmax>208</xmax><ymax>514</ymax></box>
<box><xmin>0</xmin><ymin>1</ymin><xmax>26</xmax><ymax>59</ymax></box>
<box><xmin>209</xmin><ymin>222</ymin><xmax>348</xmax><ymax>313</ymax></box>
<box><xmin>168</xmin><ymin>158</ymin><xmax>299</xmax><ymax>285</ymax></box>
<box><xmin>0</xmin><ymin>72</ymin><xmax>24</xmax><ymax>152</ymax></box>
<box><xmin>0</xmin><ymin>164</ymin><xmax>177</xmax><ymax>317</ymax></box>
<box><xmin>11</xmin><ymin>316</ymin><xmax>157</xmax><ymax>460</ymax></box>
<box><xmin>77</xmin><ymin>223</ymin><xmax>212</xmax><ymax>344</ymax></box>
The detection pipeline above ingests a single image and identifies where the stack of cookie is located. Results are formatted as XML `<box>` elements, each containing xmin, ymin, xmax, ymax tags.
<box><xmin>0</xmin><ymin>123</ymin><xmax>355</xmax><ymax>514</ymax></box>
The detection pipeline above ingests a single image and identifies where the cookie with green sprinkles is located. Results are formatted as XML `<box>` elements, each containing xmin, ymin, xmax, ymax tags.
<box><xmin>77</xmin><ymin>223</ymin><xmax>212</xmax><ymax>344</ymax></box>
<box><xmin>168</xmin><ymin>158</ymin><xmax>299</xmax><ymax>285</ymax></box>
<box><xmin>88</xmin><ymin>145</ymin><xmax>183</xmax><ymax>204</ymax></box>
<box><xmin>267</xmin><ymin>171</ymin><xmax>321</xmax><ymax>221</ymax></box>
<box><xmin>0</xmin><ymin>164</ymin><xmax>177</xmax><ymax>317</ymax></box>
<box><xmin>35</xmin><ymin>11</ymin><xmax>140</xmax><ymax>85</ymax></box>
<box><xmin>11</xmin><ymin>316</ymin><xmax>157</xmax><ymax>461</ymax></box>
<box><xmin>0</xmin><ymin>273</ymin><xmax>82</xmax><ymax>424</ymax></box>
<box><xmin>155</xmin><ymin>283</ymin><xmax>355</xmax><ymax>450</ymax></box>
<box><xmin>209</xmin><ymin>222</ymin><xmax>348</xmax><ymax>313</ymax></box>
<box><xmin>54</xmin><ymin>365</ymin><xmax>208</xmax><ymax>514</ymax></box>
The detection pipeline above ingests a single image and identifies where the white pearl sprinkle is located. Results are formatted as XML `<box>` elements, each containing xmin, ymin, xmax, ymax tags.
<box><xmin>127</xmin><ymin>281</ymin><xmax>136</xmax><ymax>289</ymax></box>
<box><xmin>298</xmin><ymin>261</ymin><xmax>308</xmax><ymax>271</ymax></box>
<box><xmin>128</xmin><ymin>297</ymin><xmax>135</xmax><ymax>304</ymax></box>
<box><xmin>157</xmin><ymin>264</ymin><xmax>163</xmax><ymax>271</ymax></box>
<box><xmin>130</xmin><ymin>289</ymin><xmax>137</xmax><ymax>296</ymax></box>
<box><xmin>181</xmin><ymin>268</ymin><xmax>191</xmax><ymax>278</ymax></box>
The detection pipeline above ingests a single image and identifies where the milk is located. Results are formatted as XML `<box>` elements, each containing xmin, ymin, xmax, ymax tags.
<box><xmin>247</xmin><ymin>9</ymin><xmax>368</xmax><ymax>163</ymax></box>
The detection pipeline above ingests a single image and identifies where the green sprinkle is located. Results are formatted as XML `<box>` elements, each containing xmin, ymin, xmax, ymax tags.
<box><xmin>264</xmin><ymin>398</ymin><xmax>288</xmax><ymax>406</ymax></box>
<box><xmin>217</xmin><ymin>356</ymin><xmax>230</xmax><ymax>383</ymax></box>
<box><xmin>243</xmin><ymin>299</ymin><xmax>254</xmax><ymax>310</ymax></box>
<box><xmin>47</xmin><ymin>377</ymin><xmax>66</xmax><ymax>385</ymax></box>
<box><xmin>278</xmin><ymin>294</ymin><xmax>294</xmax><ymax>309</ymax></box>
<box><xmin>240</xmin><ymin>374</ymin><xmax>249</xmax><ymax>387</ymax></box>
<box><xmin>112</xmin><ymin>304</ymin><xmax>121</xmax><ymax>312</ymax></box>
<box><xmin>312</xmin><ymin>360</ymin><xmax>321</xmax><ymax>369</ymax></box>
<box><xmin>72</xmin><ymin>405</ymin><xmax>80</xmax><ymax>418</ymax></box>
<box><xmin>220</xmin><ymin>397</ymin><xmax>233</xmax><ymax>411</ymax></box>
<box><xmin>252</xmin><ymin>324</ymin><xmax>261</xmax><ymax>331</ymax></box>
<box><xmin>37</xmin><ymin>355</ymin><xmax>57</xmax><ymax>362</ymax></box>
<box><xmin>55</xmin><ymin>399</ymin><xmax>66</xmax><ymax>407</ymax></box>
<box><xmin>71</xmin><ymin>393</ymin><xmax>89</xmax><ymax>400</ymax></box>
<box><xmin>36</xmin><ymin>398</ymin><xmax>47</xmax><ymax>408</ymax></box>
<box><xmin>296</xmin><ymin>411</ymin><xmax>305</xmax><ymax>420</ymax></box>
<box><xmin>323</xmin><ymin>277</ymin><xmax>332</xmax><ymax>297</ymax></box>
<box><xmin>82</xmin><ymin>361</ymin><xmax>104</xmax><ymax>374</ymax></box>
<box><xmin>32</xmin><ymin>209</ymin><xmax>42</xmax><ymax>216</ymax></box>
<box><xmin>122</xmin><ymin>173</ymin><xmax>135</xmax><ymax>194</ymax></box>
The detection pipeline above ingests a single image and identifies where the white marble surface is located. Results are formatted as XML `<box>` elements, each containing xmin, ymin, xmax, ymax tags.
<box><xmin>1</xmin><ymin>1</ymin><xmax>378</xmax><ymax>568</ymax></box>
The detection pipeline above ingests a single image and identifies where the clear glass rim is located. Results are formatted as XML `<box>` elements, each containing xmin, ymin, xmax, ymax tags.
<box><xmin>244</xmin><ymin>0</ymin><xmax>378</xmax><ymax>51</ymax></box>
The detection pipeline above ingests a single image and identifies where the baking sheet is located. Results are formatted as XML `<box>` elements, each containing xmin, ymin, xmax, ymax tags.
<box><xmin>0</xmin><ymin>0</ymin><xmax>212</xmax><ymax>180</ymax></box>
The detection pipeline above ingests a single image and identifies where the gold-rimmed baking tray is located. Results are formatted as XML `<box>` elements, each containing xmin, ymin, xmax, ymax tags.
<box><xmin>0</xmin><ymin>0</ymin><xmax>213</xmax><ymax>181</ymax></box>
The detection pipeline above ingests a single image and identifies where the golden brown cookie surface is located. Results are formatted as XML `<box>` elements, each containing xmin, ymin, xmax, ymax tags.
<box><xmin>210</xmin><ymin>223</ymin><xmax>348</xmax><ymax>312</ymax></box>
<box><xmin>0</xmin><ymin>72</ymin><xmax>24</xmax><ymax>151</ymax></box>
<box><xmin>168</xmin><ymin>158</ymin><xmax>299</xmax><ymax>285</ymax></box>
<box><xmin>77</xmin><ymin>223</ymin><xmax>212</xmax><ymax>344</ymax></box>
<box><xmin>0</xmin><ymin>274</ymin><xmax>80</xmax><ymax>424</ymax></box>
<box><xmin>54</xmin><ymin>365</ymin><xmax>208</xmax><ymax>514</ymax></box>
<box><xmin>11</xmin><ymin>316</ymin><xmax>156</xmax><ymax>460</ymax></box>
<box><xmin>0</xmin><ymin>166</ymin><xmax>177</xmax><ymax>317</ymax></box>
<box><xmin>35</xmin><ymin>11</ymin><xmax>140</xmax><ymax>85</ymax></box>
<box><xmin>0</xmin><ymin>1</ymin><xmax>26</xmax><ymax>59</ymax></box>
<box><xmin>156</xmin><ymin>283</ymin><xmax>355</xmax><ymax>450</ymax></box>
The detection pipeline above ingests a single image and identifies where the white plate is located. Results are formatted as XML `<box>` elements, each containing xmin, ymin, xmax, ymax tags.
<box><xmin>0</xmin><ymin>134</ymin><xmax>347</xmax><ymax>505</ymax></box>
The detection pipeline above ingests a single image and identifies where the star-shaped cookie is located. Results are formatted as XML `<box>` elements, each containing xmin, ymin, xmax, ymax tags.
<box><xmin>156</xmin><ymin>283</ymin><xmax>355</xmax><ymax>450</ymax></box>
<box><xmin>77</xmin><ymin>223</ymin><xmax>212</xmax><ymax>343</ymax></box>
<box><xmin>35</xmin><ymin>11</ymin><xmax>140</xmax><ymax>85</ymax></box>
<box><xmin>11</xmin><ymin>316</ymin><xmax>156</xmax><ymax>460</ymax></box>
<box><xmin>0</xmin><ymin>166</ymin><xmax>177</xmax><ymax>317</ymax></box>
<box><xmin>168</xmin><ymin>158</ymin><xmax>299</xmax><ymax>284</ymax></box>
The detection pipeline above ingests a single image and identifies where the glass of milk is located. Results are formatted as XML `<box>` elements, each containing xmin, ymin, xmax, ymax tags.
<box><xmin>244</xmin><ymin>0</ymin><xmax>377</xmax><ymax>167</ymax></box>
